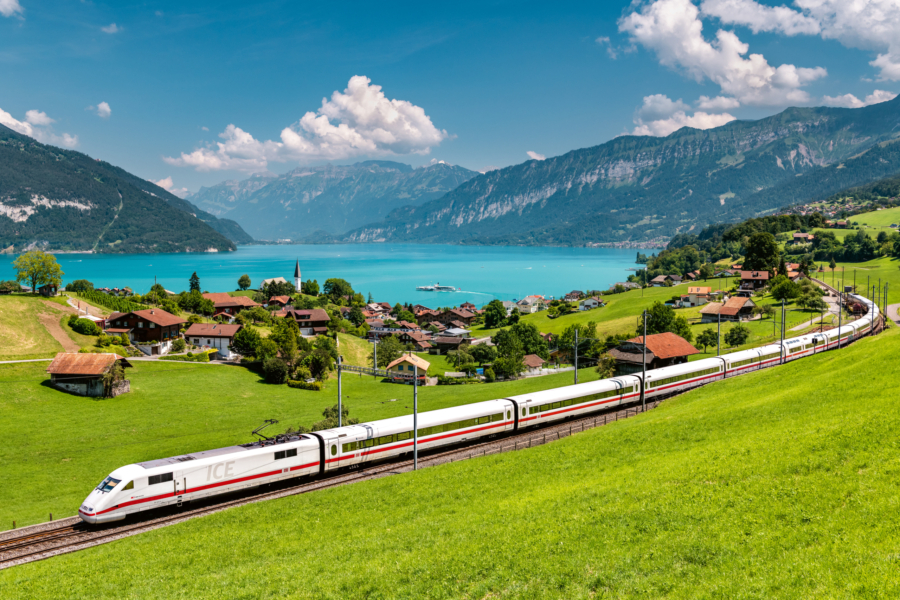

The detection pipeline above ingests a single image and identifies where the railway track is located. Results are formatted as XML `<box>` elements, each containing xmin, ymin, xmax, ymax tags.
<box><xmin>0</xmin><ymin>398</ymin><xmax>662</xmax><ymax>570</ymax></box>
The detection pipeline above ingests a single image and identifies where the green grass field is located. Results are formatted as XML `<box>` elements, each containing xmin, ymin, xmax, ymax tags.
<box><xmin>2</xmin><ymin>324</ymin><xmax>896</xmax><ymax>598</ymax></box>
<box><xmin>0</xmin><ymin>357</ymin><xmax>599</xmax><ymax>529</ymax></box>
<box><xmin>0</xmin><ymin>295</ymin><xmax>85</xmax><ymax>360</ymax></box>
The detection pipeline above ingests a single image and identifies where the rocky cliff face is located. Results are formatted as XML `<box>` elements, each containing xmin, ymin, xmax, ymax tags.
<box><xmin>343</xmin><ymin>99</ymin><xmax>900</xmax><ymax>246</ymax></box>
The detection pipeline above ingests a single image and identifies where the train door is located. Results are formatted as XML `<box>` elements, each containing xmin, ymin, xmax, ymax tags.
<box><xmin>174</xmin><ymin>470</ymin><xmax>185</xmax><ymax>498</ymax></box>
<box><xmin>321</xmin><ymin>435</ymin><xmax>340</xmax><ymax>470</ymax></box>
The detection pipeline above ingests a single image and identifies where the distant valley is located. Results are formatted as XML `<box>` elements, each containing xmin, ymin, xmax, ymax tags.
<box><xmin>188</xmin><ymin>160</ymin><xmax>477</xmax><ymax>240</ymax></box>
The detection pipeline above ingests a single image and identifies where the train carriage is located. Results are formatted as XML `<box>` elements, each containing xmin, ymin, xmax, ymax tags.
<box><xmin>644</xmin><ymin>358</ymin><xmax>724</xmax><ymax>399</ymax></box>
<box><xmin>723</xmin><ymin>349</ymin><xmax>762</xmax><ymax>378</ymax></box>
<box><xmin>508</xmin><ymin>377</ymin><xmax>641</xmax><ymax>429</ymax></box>
<box><xmin>318</xmin><ymin>399</ymin><xmax>517</xmax><ymax>472</ymax></box>
<box><xmin>80</xmin><ymin>436</ymin><xmax>320</xmax><ymax>524</ymax></box>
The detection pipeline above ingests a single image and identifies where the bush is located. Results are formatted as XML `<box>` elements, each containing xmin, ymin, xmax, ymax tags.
<box><xmin>263</xmin><ymin>357</ymin><xmax>289</xmax><ymax>384</ymax></box>
<box><xmin>483</xmin><ymin>367</ymin><xmax>496</xmax><ymax>383</ymax></box>
<box><xmin>437</xmin><ymin>375</ymin><xmax>481</xmax><ymax>385</ymax></box>
<box><xmin>159</xmin><ymin>350</ymin><xmax>212</xmax><ymax>363</ymax></box>
<box><xmin>172</xmin><ymin>338</ymin><xmax>186</xmax><ymax>352</ymax></box>
<box><xmin>70</xmin><ymin>318</ymin><xmax>100</xmax><ymax>336</ymax></box>
<box><xmin>287</xmin><ymin>379</ymin><xmax>323</xmax><ymax>391</ymax></box>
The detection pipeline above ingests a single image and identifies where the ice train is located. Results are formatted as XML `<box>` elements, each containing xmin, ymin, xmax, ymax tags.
<box><xmin>79</xmin><ymin>294</ymin><xmax>880</xmax><ymax>524</ymax></box>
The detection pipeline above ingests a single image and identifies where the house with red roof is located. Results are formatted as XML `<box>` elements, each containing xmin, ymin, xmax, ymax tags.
<box><xmin>609</xmin><ymin>332</ymin><xmax>700</xmax><ymax>375</ymax></box>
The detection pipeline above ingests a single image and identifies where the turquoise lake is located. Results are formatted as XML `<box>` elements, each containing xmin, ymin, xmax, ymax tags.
<box><xmin>4</xmin><ymin>244</ymin><xmax>641</xmax><ymax>306</ymax></box>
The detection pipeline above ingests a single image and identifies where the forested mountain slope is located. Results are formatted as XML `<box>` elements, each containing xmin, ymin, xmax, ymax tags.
<box><xmin>0</xmin><ymin>125</ymin><xmax>249</xmax><ymax>253</ymax></box>
<box><xmin>343</xmin><ymin>97</ymin><xmax>900</xmax><ymax>246</ymax></box>
<box><xmin>191</xmin><ymin>160</ymin><xmax>477</xmax><ymax>240</ymax></box>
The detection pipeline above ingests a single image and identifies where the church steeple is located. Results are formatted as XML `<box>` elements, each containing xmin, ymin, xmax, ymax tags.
<box><xmin>293</xmin><ymin>258</ymin><xmax>301</xmax><ymax>292</ymax></box>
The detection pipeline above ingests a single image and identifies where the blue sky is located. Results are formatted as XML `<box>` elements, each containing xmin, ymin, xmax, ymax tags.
<box><xmin>2</xmin><ymin>0</ymin><xmax>899</xmax><ymax>195</ymax></box>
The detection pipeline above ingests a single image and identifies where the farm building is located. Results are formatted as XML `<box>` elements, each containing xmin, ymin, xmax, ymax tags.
<box><xmin>609</xmin><ymin>332</ymin><xmax>699</xmax><ymax>376</ymax></box>
<box><xmin>46</xmin><ymin>352</ymin><xmax>132</xmax><ymax>397</ymax></box>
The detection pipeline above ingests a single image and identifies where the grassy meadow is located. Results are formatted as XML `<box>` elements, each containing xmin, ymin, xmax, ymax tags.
<box><xmin>1</xmin><ymin>324</ymin><xmax>897</xmax><ymax>598</ymax></box>
<box><xmin>0</xmin><ymin>357</ymin><xmax>599</xmax><ymax>529</ymax></box>
<box><xmin>0</xmin><ymin>294</ymin><xmax>92</xmax><ymax>360</ymax></box>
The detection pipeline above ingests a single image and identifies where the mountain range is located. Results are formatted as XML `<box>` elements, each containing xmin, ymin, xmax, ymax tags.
<box><xmin>338</xmin><ymin>97</ymin><xmax>900</xmax><ymax>246</ymax></box>
<box><xmin>188</xmin><ymin>160</ymin><xmax>477</xmax><ymax>240</ymax></box>
<box><xmin>0</xmin><ymin>124</ymin><xmax>252</xmax><ymax>254</ymax></box>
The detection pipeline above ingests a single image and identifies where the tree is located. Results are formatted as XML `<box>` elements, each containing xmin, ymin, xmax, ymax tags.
<box><xmin>594</xmin><ymin>353</ymin><xmax>616</xmax><ymax>378</ymax></box>
<box><xmin>256</xmin><ymin>339</ymin><xmax>279</xmax><ymax>361</ymax></box>
<box><xmin>65</xmin><ymin>279</ymin><xmax>94</xmax><ymax>292</ymax></box>
<box><xmin>507</xmin><ymin>308</ymin><xmax>520</xmax><ymax>325</ymax></box>
<box><xmin>484</xmin><ymin>299</ymin><xmax>507</xmax><ymax>328</ymax></box>
<box><xmin>373</xmin><ymin>335</ymin><xmax>402</xmax><ymax>368</ymax></box>
<box><xmin>189</xmin><ymin>272</ymin><xmax>200</xmax><ymax>292</ymax></box>
<box><xmin>470</xmin><ymin>344</ymin><xmax>497</xmax><ymax>365</ymax></box>
<box><xmin>696</xmin><ymin>328</ymin><xmax>718</xmax><ymax>353</ymax></box>
<box><xmin>770</xmin><ymin>278</ymin><xmax>801</xmax><ymax>301</ymax></box>
<box><xmin>231</xmin><ymin>327</ymin><xmax>262</xmax><ymax>356</ymax></box>
<box><xmin>397</xmin><ymin>310</ymin><xmax>416</xmax><ymax>323</ymax></box>
<box><xmin>263</xmin><ymin>358</ymin><xmax>289</xmax><ymax>384</ymax></box>
<box><xmin>483</xmin><ymin>367</ymin><xmax>496</xmax><ymax>382</ymax></box>
<box><xmin>829</xmin><ymin>256</ymin><xmax>837</xmax><ymax>271</ymax></box>
<box><xmin>743</xmin><ymin>232</ymin><xmax>779</xmax><ymax>273</ymax></box>
<box><xmin>302</xmin><ymin>279</ymin><xmax>320</xmax><ymax>296</ymax></box>
<box><xmin>348</xmin><ymin>306</ymin><xmax>365</xmax><ymax>326</ymax></box>
<box><xmin>699</xmin><ymin>264</ymin><xmax>714</xmax><ymax>280</ymax></box>
<box><xmin>12</xmin><ymin>250</ymin><xmax>64</xmax><ymax>292</ymax></box>
<box><xmin>0</xmin><ymin>280</ymin><xmax>22</xmax><ymax>293</ymax></box>
<box><xmin>724</xmin><ymin>323</ymin><xmax>750</xmax><ymax>347</ymax></box>
<box><xmin>638</xmin><ymin>301</ymin><xmax>693</xmax><ymax>343</ymax></box>
<box><xmin>238</xmin><ymin>274</ymin><xmax>251</xmax><ymax>291</ymax></box>
<box><xmin>323</xmin><ymin>278</ymin><xmax>354</xmax><ymax>301</ymax></box>
<box><xmin>101</xmin><ymin>362</ymin><xmax>126</xmax><ymax>398</ymax></box>
<box><xmin>778</xmin><ymin>254</ymin><xmax>787</xmax><ymax>277</ymax></box>
<box><xmin>367</xmin><ymin>292</ymin><xmax>374</xmax><ymax>304</ymax></box>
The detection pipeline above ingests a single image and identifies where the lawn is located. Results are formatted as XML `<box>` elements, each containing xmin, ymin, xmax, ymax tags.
<box><xmin>2</xmin><ymin>326</ymin><xmax>897</xmax><ymax>598</ymax></box>
<box><xmin>0</xmin><ymin>358</ymin><xmax>598</xmax><ymax>529</ymax></box>
<box><xmin>0</xmin><ymin>295</ymin><xmax>78</xmax><ymax>360</ymax></box>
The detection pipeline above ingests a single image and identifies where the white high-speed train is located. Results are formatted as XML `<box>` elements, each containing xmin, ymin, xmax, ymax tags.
<box><xmin>79</xmin><ymin>294</ymin><xmax>879</xmax><ymax>524</ymax></box>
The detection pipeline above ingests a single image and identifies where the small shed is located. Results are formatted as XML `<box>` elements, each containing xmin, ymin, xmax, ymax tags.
<box><xmin>386</xmin><ymin>353</ymin><xmax>430</xmax><ymax>383</ymax></box>
<box><xmin>46</xmin><ymin>352</ymin><xmax>132</xmax><ymax>397</ymax></box>
<box><xmin>523</xmin><ymin>354</ymin><xmax>546</xmax><ymax>374</ymax></box>
<box><xmin>609</xmin><ymin>332</ymin><xmax>699</xmax><ymax>376</ymax></box>
<box><xmin>38</xmin><ymin>284</ymin><xmax>58</xmax><ymax>297</ymax></box>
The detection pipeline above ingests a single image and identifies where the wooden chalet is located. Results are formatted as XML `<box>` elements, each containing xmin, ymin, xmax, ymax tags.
<box><xmin>609</xmin><ymin>332</ymin><xmax>699</xmax><ymax>375</ymax></box>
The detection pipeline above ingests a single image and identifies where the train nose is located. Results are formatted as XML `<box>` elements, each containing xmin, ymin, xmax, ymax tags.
<box><xmin>78</xmin><ymin>491</ymin><xmax>102</xmax><ymax>524</ymax></box>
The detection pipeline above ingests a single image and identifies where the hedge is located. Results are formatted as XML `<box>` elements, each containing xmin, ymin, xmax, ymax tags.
<box><xmin>288</xmin><ymin>379</ymin><xmax>324</xmax><ymax>391</ymax></box>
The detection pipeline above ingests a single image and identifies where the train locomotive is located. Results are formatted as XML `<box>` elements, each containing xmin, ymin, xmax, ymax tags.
<box><xmin>79</xmin><ymin>294</ymin><xmax>879</xmax><ymax>524</ymax></box>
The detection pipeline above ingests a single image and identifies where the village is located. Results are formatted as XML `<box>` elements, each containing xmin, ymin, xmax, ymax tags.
<box><xmin>4</xmin><ymin>245</ymin><xmax>863</xmax><ymax>404</ymax></box>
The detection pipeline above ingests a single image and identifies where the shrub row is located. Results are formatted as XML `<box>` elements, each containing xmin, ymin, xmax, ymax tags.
<box><xmin>436</xmin><ymin>376</ymin><xmax>481</xmax><ymax>385</ymax></box>
<box><xmin>159</xmin><ymin>350</ymin><xmax>214</xmax><ymax>363</ymax></box>
<box><xmin>288</xmin><ymin>379</ymin><xmax>324</xmax><ymax>391</ymax></box>
<box><xmin>77</xmin><ymin>290</ymin><xmax>147</xmax><ymax>313</ymax></box>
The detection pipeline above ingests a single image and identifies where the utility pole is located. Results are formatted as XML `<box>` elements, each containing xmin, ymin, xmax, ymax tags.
<box><xmin>337</xmin><ymin>355</ymin><xmax>343</xmax><ymax>427</ymax></box>
<box><xmin>640</xmin><ymin>309</ymin><xmax>649</xmax><ymax>412</ymax></box>
<box><xmin>837</xmin><ymin>291</ymin><xmax>842</xmax><ymax>349</ymax></box>
<box><xmin>780</xmin><ymin>300</ymin><xmax>785</xmax><ymax>365</ymax></box>
<box><xmin>373</xmin><ymin>334</ymin><xmax>378</xmax><ymax>378</ymax></box>
<box><xmin>413</xmin><ymin>362</ymin><xmax>419</xmax><ymax>471</ymax></box>
<box><xmin>574</xmin><ymin>329</ymin><xmax>578</xmax><ymax>385</ymax></box>
<box><xmin>717</xmin><ymin>312</ymin><xmax>721</xmax><ymax>356</ymax></box>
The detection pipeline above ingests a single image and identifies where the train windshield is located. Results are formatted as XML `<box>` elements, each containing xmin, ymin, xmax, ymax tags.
<box><xmin>95</xmin><ymin>476</ymin><xmax>121</xmax><ymax>493</ymax></box>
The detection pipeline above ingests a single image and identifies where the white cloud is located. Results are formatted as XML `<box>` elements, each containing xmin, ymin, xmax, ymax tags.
<box><xmin>101</xmin><ymin>23</ymin><xmax>120</xmax><ymax>34</ymax></box>
<box><xmin>631</xmin><ymin>94</ymin><xmax>737</xmax><ymax>136</ymax></box>
<box><xmin>619</xmin><ymin>0</ymin><xmax>827</xmax><ymax>106</ymax></box>
<box><xmin>0</xmin><ymin>0</ymin><xmax>23</xmax><ymax>18</ymax></box>
<box><xmin>526</xmin><ymin>151</ymin><xmax>546</xmax><ymax>161</ymax></box>
<box><xmin>201</xmin><ymin>126</ymin><xmax>209</xmax><ymax>131</ymax></box>
<box><xmin>637</xmin><ymin>93</ymin><xmax>691</xmax><ymax>121</ymax></box>
<box><xmin>702</xmin><ymin>0</ymin><xmax>900</xmax><ymax>82</ymax></box>
<box><xmin>696</xmin><ymin>95</ymin><xmax>741</xmax><ymax>111</ymax></box>
<box><xmin>96</xmin><ymin>102</ymin><xmax>111</xmax><ymax>118</ymax></box>
<box><xmin>165</xmin><ymin>76</ymin><xmax>449</xmax><ymax>172</ymax></box>
<box><xmin>25</xmin><ymin>110</ymin><xmax>53</xmax><ymax>126</ymax></box>
<box><xmin>0</xmin><ymin>107</ymin><xmax>78</xmax><ymax>148</ymax></box>
<box><xmin>700</xmin><ymin>0</ymin><xmax>820</xmax><ymax>35</ymax></box>
<box><xmin>595</xmin><ymin>36</ymin><xmax>618</xmax><ymax>59</ymax></box>
<box><xmin>152</xmin><ymin>176</ymin><xmax>190</xmax><ymax>198</ymax></box>
<box><xmin>822</xmin><ymin>89</ymin><xmax>898</xmax><ymax>108</ymax></box>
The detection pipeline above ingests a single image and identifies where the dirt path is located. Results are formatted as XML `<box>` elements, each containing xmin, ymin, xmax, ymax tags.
<box><xmin>37</xmin><ymin>301</ymin><xmax>79</xmax><ymax>353</ymax></box>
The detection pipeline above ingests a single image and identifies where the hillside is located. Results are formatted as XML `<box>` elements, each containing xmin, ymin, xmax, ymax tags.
<box><xmin>0</xmin><ymin>125</ymin><xmax>251</xmax><ymax>253</ymax></box>
<box><xmin>2</xmin><ymin>327</ymin><xmax>896</xmax><ymax>597</ymax></box>
<box><xmin>344</xmin><ymin>97</ymin><xmax>900</xmax><ymax>246</ymax></box>
<box><xmin>190</xmin><ymin>160</ymin><xmax>477</xmax><ymax>240</ymax></box>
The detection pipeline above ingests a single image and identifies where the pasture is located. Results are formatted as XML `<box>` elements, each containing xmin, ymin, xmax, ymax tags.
<box><xmin>1</xmin><ymin>323</ymin><xmax>896</xmax><ymax>598</ymax></box>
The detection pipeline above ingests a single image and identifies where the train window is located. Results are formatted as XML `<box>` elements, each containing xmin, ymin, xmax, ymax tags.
<box><xmin>362</xmin><ymin>439</ymin><xmax>375</xmax><ymax>448</ymax></box>
<box><xmin>492</xmin><ymin>413</ymin><xmax>503</xmax><ymax>422</ymax></box>
<box><xmin>522</xmin><ymin>408</ymin><xmax>526</xmax><ymax>417</ymax></box>
<box><xmin>507</xmin><ymin>411</ymin><xmax>511</xmax><ymax>420</ymax></box>
<box><xmin>529</xmin><ymin>407</ymin><xmax>537</xmax><ymax>415</ymax></box>
<box><xmin>331</xmin><ymin>445</ymin><xmax>337</xmax><ymax>456</ymax></box>
<box><xmin>342</xmin><ymin>442</ymin><xmax>358</xmax><ymax>453</ymax></box>
<box><xmin>148</xmin><ymin>473</ymin><xmax>173</xmax><ymax>486</ymax></box>
<box><xmin>397</xmin><ymin>432</ymin><xmax>411</xmax><ymax>441</ymax></box>
<box><xmin>122</xmin><ymin>481</ymin><xmax>133</xmax><ymax>491</ymax></box>
<box><xmin>286</xmin><ymin>448</ymin><xmax>297</xmax><ymax>458</ymax></box>
<box><xmin>275</xmin><ymin>450</ymin><xmax>286</xmax><ymax>460</ymax></box>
